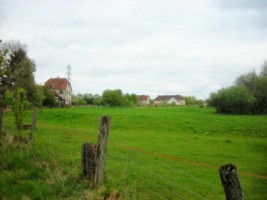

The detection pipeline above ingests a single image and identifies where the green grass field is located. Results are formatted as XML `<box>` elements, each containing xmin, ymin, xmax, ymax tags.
<box><xmin>1</xmin><ymin>106</ymin><xmax>267</xmax><ymax>199</ymax></box>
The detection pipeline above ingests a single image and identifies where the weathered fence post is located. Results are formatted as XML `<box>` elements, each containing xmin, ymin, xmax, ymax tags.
<box><xmin>27</xmin><ymin>108</ymin><xmax>38</xmax><ymax>144</ymax></box>
<box><xmin>95</xmin><ymin>116</ymin><xmax>111</xmax><ymax>187</ymax></box>
<box><xmin>81</xmin><ymin>116</ymin><xmax>111</xmax><ymax>188</ymax></box>
<box><xmin>219</xmin><ymin>163</ymin><xmax>244</xmax><ymax>200</ymax></box>
<box><xmin>82</xmin><ymin>143</ymin><xmax>96</xmax><ymax>179</ymax></box>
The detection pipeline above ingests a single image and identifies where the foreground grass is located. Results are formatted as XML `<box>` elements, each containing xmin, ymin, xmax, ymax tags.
<box><xmin>0</xmin><ymin>134</ymin><xmax>106</xmax><ymax>199</ymax></box>
<box><xmin>1</xmin><ymin>106</ymin><xmax>267</xmax><ymax>199</ymax></box>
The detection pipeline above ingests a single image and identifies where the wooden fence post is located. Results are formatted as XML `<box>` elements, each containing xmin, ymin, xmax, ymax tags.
<box><xmin>82</xmin><ymin>143</ymin><xmax>96</xmax><ymax>179</ymax></box>
<box><xmin>94</xmin><ymin>116</ymin><xmax>111</xmax><ymax>187</ymax></box>
<box><xmin>81</xmin><ymin>116</ymin><xmax>111</xmax><ymax>188</ymax></box>
<box><xmin>27</xmin><ymin>108</ymin><xmax>38</xmax><ymax>144</ymax></box>
<box><xmin>219</xmin><ymin>163</ymin><xmax>244</xmax><ymax>200</ymax></box>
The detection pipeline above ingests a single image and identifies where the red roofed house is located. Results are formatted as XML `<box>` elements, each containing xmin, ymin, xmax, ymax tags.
<box><xmin>45</xmin><ymin>77</ymin><xmax>72</xmax><ymax>105</ymax></box>
<box><xmin>137</xmin><ymin>95</ymin><xmax>150</xmax><ymax>106</ymax></box>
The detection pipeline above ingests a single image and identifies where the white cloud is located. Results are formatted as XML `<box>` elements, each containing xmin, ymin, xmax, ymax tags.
<box><xmin>1</xmin><ymin>0</ymin><xmax>266</xmax><ymax>99</ymax></box>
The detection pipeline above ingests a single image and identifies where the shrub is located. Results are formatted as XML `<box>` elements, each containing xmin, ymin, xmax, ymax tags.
<box><xmin>208</xmin><ymin>86</ymin><xmax>255</xmax><ymax>114</ymax></box>
<box><xmin>5</xmin><ymin>88</ymin><xmax>29</xmax><ymax>134</ymax></box>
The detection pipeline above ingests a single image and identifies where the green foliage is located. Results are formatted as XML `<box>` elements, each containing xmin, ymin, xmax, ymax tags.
<box><xmin>42</xmin><ymin>86</ymin><xmax>57</xmax><ymax>107</ymax></box>
<box><xmin>184</xmin><ymin>96</ymin><xmax>204</xmax><ymax>106</ymax></box>
<box><xmin>208</xmin><ymin>86</ymin><xmax>255</xmax><ymax>114</ymax></box>
<box><xmin>101</xmin><ymin>89</ymin><xmax>138</xmax><ymax>107</ymax></box>
<box><xmin>184</xmin><ymin>96</ymin><xmax>197</xmax><ymax>105</ymax></box>
<box><xmin>0</xmin><ymin>40</ymin><xmax>38</xmax><ymax>107</ymax></box>
<box><xmin>33</xmin><ymin>85</ymin><xmax>45</xmax><ymax>107</ymax></box>
<box><xmin>72</xmin><ymin>94</ymin><xmax>85</xmax><ymax>105</ymax></box>
<box><xmin>93</xmin><ymin>94</ymin><xmax>103</xmax><ymax>106</ymax></box>
<box><xmin>83</xmin><ymin>93</ymin><xmax>99</xmax><ymax>105</ymax></box>
<box><xmin>123</xmin><ymin>93</ymin><xmax>138</xmax><ymax>107</ymax></box>
<box><xmin>0</xmin><ymin>41</ymin><xmax>9</xmax><ymax>107</ymax></box>
<box><xmin>260</xmin><ymin>60</ymin><xmax>267</xmax><ymax>77</ymax></box>
<box><xmin>72</xmin><ymin>91</ymin><xmax>138</xmax><ymax>107</ymax></box>
<box><xmin>5</xmin><ymin>88</ymin><xmax>29</xmax><ymax>134</ymax></box>
<box><xmin>73</xmin><ymin>93</ymin><xmax>102</xmax><ymax>106</ymax></box>
<box><xmin>209</xmin><ymin>61</ymin><xmax>267</xmax><ymax>114</ymax></box>
<box><xmin>234</xmin><ymin>65</ymin><xmax>267</xmax><ymax>114</ymax></box>
<box><xmin>101</xmin><ymin>89</ymin><xmax>123</xmax><ymax>107</ymax></box>
<box><xmin>0</xmin><ymin>132</ymin><xmax>97</xmax><ymax>199</ymax></box>
<box><xmin>254</xmin><ymin>75</ymin><xmax>267</xmax><ymax>113</ymax></box>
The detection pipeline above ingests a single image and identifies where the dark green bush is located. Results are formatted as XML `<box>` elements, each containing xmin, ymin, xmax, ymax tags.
<box><xmin>208</xmin><ymin>86</ymin><xmax>255</xmax><ymax>114</ymax></box>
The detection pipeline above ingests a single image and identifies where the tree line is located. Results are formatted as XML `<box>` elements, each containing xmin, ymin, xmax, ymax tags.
<box><xmin>2</xmin><ymin>39</ymin><xmax>266</xmax><ymax>113</ymax></box>
<box><xmin>183</xmin><ymin>96</ymin><xmax>204</xmax><ymax>106</ymax></box>
<box><xmin>72</xmin><ymin>90</ymin><xmax>139</xmax><ymax>107</ymax></box>
<box><xmin>208</xmin><ymin>61</ymin><xmax>267</xmax><ymax>114</ymax></box>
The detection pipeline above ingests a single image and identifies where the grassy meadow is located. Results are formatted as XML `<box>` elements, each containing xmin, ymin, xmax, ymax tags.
<box><xmin>0</xmin><ymin>106</ymin><xmax>267</xmax><ymax>199</ymax></box>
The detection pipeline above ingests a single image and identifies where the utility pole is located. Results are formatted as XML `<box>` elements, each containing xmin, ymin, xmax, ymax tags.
<box><xmin>66</xmin><ymin>65</ymin><xmax>72</xmax><ymax>83</ymax></box>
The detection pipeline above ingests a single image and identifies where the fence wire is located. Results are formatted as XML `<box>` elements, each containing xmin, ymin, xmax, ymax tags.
<box><xmin>105</xmin><ymin>143</ymin><xmax>223</xmax><ymax>199</ymax></box>
<box><xmin>3</xmin><ymin>114</ymin><xmax>266</xmax><ymax>199</ymax></box>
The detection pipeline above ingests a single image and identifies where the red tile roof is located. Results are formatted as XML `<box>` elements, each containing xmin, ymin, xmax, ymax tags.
<box><xmin>45</xmin><ymin>78</ymin><xmax>71</xmax><ymax>90</ymax></box>
<box><xmin>137</xmin><ymin>95</ymin><xmax>150</xmax><ymax>101</ymax></box>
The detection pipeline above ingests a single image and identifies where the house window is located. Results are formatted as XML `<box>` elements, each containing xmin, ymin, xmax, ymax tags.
<box><xmin>59</xmin><ymin>90</ymin><xmax>63</xmax><ymax>94</ymax></box>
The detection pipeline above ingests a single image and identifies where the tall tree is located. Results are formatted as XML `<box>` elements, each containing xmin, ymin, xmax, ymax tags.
<box><xmin>235</xmin><ymin>70</ymin><xmax>258</xmax><ymax>95</ymax></box>
<box><xmin>260</xmin><ymin>60</ymin><xmax>267</xmax><ymax>77</ymax></box>
<box><xmin>235</xmin><ymin>66</ymin><xmax>267</xmax><ymax>113</ymax></box>
<box><xmin>0</xmin><ymin>40</ymin><xmax>38</xmax><ymax>106</ymax></box>
<box><xmin>0</xmin><ymin>40</ymin><xmax>8</xmax><ymax>128</ymax></box>
<box><xmin>0</xmin><ymin>40</ymin><xmax>9</xmax><ymax>107</ymax></box>
<box><xmin>209</xmin><ymin>61</ymin><xmax>267</xmax><ymax>114</ymax></box>
<box><xmin>257</xmin><ymin>62</ymin><xmax>267</xmax><ymax>113</ymax></box>
<box><xmin>102</xmin><ymin>89</ymin><xmax>123</xmax><ymax>107</ymax></box>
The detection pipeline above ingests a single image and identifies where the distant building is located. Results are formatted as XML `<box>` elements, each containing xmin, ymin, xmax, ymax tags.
<box><xmin>154</xmin><ymin>95</ymin><xmax>185</xmax><ymax>106</ymax></box>
<box><xmin>137</xmin><ymin>95</ymin><xmax>150</xmax><ymax>106</ymax></box>
<box><xmin>45</xmin><ymin>77</ymin><xmax>72</xmax><ymax>105</ymax></box>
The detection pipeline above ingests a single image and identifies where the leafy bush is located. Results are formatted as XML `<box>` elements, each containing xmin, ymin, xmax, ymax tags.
<box><xmin>101</xmin><ymin>89</ymin><xmax>138</xmax><ymax>107</ymax></box>
<box><xmin>208</xmin><ymin>86</ymin><xmax>255</xmax><ymax>114</ymax></box>
<box><xmin>208</xmin><ymin>61</ymin><xmax>267</xmax><ymax>114</ymax></box>
<box><xmin>5</xmin><ymin>88</ymin><xmax>29</xmax><ymax>134</ymax></box>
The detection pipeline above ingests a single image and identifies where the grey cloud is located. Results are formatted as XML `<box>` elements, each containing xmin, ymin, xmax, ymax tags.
<box><xmin>212</xmin><ymin>0</ymin><xmax>267</xmax><ymax>28</ymax></box>
<box><xmin>214</xmin><ymin>0</ymin><xmax>267</xmax><ymax>9</ymax></box>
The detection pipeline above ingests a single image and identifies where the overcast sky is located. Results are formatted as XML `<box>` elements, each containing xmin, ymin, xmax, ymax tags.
<box><xmin>1</xmin><ymin>0</ymin><xmax>266</xmax><ymax>99</ymax></box>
